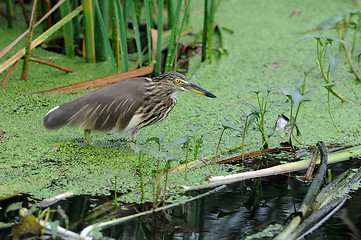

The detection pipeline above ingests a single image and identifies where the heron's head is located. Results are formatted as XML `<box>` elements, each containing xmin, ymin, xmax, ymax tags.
<box><xmin>157</xmin><ymin>72</ymin><xmax>217</xmax><ymax>98</ymax></box>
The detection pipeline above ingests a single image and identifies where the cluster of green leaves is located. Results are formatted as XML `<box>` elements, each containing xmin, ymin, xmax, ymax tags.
<box><xmin>301</xmin><ymin>10</ymin><xmax>361</xmax><ymax>103</ymax></box>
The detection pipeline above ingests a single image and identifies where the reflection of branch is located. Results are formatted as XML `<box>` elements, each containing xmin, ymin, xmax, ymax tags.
<box><xmin>80</xmin><ymin>185</ymin><xmax>227</xmax><ymax>238</ymax></box>
<box><xmin>342</xmin><ymin>26</ymin><xmax>361</xmax><ymax>81</ymax></box>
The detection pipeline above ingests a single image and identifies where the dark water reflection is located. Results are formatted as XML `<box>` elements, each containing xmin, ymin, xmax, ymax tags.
<box><xmin>100</xmin><ymin>161</ymin><xmax>360</xmax><ymax>239</ymax></box>
<box><xmin>1</xmin><ymin>161</ymin><xmax>360</xmax><ymax>239</ymax></box>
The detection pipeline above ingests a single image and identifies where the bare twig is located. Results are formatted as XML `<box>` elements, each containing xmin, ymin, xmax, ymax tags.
<box><xmin>1</xmin><ymin>60</ymin><xmax>19</xmax><ymax>89</ymax></box>
<box><xmin>20</xmin><ymin>0</ymin><xmax>38</xmax><ymax>80</ymax></box>
<box><xmin>342</xmin><ymin>26</ymin><xmax>361</xmax><ymax>81</ymax></box>
<box><xmin>27</xmin><ymin>57</ymin><xmax>75</xmax><ymax>73</ymax></box>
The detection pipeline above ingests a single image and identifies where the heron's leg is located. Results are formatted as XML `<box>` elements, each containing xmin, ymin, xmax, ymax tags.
<box><xmin>128</xmin><ymin>130</ymin><xmax>137</xmax><ymax>150</ymax></box>
<box><xmin>84</xmin><ymin>129</ymin><xmax>94</xmax><ymax>146</ymax></box>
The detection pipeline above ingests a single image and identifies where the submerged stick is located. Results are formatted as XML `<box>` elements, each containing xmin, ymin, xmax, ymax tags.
<box><xmin>80</xmin><ymin>185</ymin><xmax>226</xmax><ymax>238</ymax></box>
<box><xmin>274</xmin><ymin>141</ymin><xmax>328</xmax><ymax>240</ymax></box>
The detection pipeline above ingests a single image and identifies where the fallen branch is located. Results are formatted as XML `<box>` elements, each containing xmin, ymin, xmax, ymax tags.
<box><xmin>27</xmin><ymin>57</ymin><xmax>75</xmax><ymax>73</ymax></box>
<box><xmin>181</xmin><ymin>145</ymin><xmax>361</xmax><ymax>191</ymax></box>
<box><xmin>29</xmin><ymin>65</ymin><xmax>154</xmax><ymax>95</ymax></box>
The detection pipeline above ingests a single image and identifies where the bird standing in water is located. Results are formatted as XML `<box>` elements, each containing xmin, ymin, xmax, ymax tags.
<box><xmin>43</xmin><ymin>72</ymin><xmax>216</xmax><ymax>149</ymax></box>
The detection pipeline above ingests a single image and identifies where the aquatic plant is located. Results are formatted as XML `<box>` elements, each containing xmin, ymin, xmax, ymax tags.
<box><xmin>134</xmin><ymin>148</ymin><xmax>146</xmax><ymax>203</ymax></box>
<box><xmin>148</xmin><ymin>150</ymin><xmax>174</xmax><ymax>207</ymax></box>
<box><xmin>214</xmin><ymin>120</ymin><xmax>242</xmax><ymax>169</ymax></box>
<box><xmin>241</xmin><ymin>110</ymin><xmax>257</xmax><ymax>161</ymax></box>
<box><xmin>315</xmin><ymin>11</ymin><xmax>361</xmax><ymax>81</ymax></box>
<box><xmin>145</xmin><ymin>136</ymin><xmax>165</xmax><ymax>207</ymax></box>
<box><xmin>301</xmin><ymin>33</ymin><xmax>347</xmax><ymax>102</ymax></box>
<box><xmin>240</xmin><ymin>88</ymin><xmax>277</xmax><ymax>150</ymax></box>
<box><xmin>280</xmin><ymin>75</ymin><xmax>312</xmax><ymax>151</ymax></box>
<box><xmin>168</xmin><ymin>127</ymin><xmax>207</xmax><ymax>178</ymax></box>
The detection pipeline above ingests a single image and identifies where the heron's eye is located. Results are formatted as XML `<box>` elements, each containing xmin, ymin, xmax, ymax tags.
<box><xmin>175</xmin><ymin>78</ymin><xmax>181</xmax><ymax>84</ymax></box>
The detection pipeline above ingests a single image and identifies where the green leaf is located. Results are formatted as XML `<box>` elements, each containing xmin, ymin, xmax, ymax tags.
<box><xmin>299</xmin><ymin>32</ymin><xmax>321</xmax><ymax>40</ymax></box>
<box><xmin>304</xmin><ymin>66</ymin><xmax>315</xmax><ymax>76</ymax></box>
<box><xmin>242</xmin><ymin>110</ymin><xmax>253</xmax><ymax>117</ymax></box>
<box><xmin>347</xmin><ymin>9</ymin><xmax>361</xmax><ymax>17</ymax></box>
<box><xmin>50</xmin><ymin>220</ymin><xmax>60</xmax><ymax>239</ymax></box>
<box><xmin>146</xmin><ymin>136</ymin><xmax>165</xmax><ymax>145</ymax></box>
<box><xmin>316</xmin><ymin>15</ymin><xmax>343</xmax><ymax>30</ymax></box>
<box><xmin>280</xmin><ymin>87</ymin><xmax>297</xmax><ymax>102</ymax></box>
<box><xmin>238</xmin><ymin>88</ymin><xmax>262</xmax><ymax>94</ymax></box>
<box><xmin>325</xmin><ymin>35</ymin><xmax>348</xmax><ymax>45</ymax></box>
<box><xmin>246</xmin><ymin>114</ymin><xmax>257</xmax><ymax>128</ymax></box>
<box><xmin>241</xmin><ymin>101</ymin><xmax>260</xmax><ymax>112</ymax></box>
<box><xmin>280</xmin><ymin>87</ymin><xmax>312</xmax><ymax>108</ymax></box>
<box><xmin>167</xmin><ymin>135</ymin><xmax>190</xmax><ymax>150</ymax></box>
<box><xmin>322</xmin><ymin>83</ymin><xmax>335</xmax><ymax>90</ymax></box>
<box><xmin>221</xmin><ymin>120</ymin><xmax>242</xmax><ymax>131</ymax></box>
<box><xmin>189</xmin><ymin>126</ymin><xmax>200</xmax><ymax>133</ymax></box>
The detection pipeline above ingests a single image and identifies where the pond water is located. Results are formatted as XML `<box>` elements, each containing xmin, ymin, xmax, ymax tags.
<box><xmin>1</xmin><ymin>160</ymin><xmax>359</xmax><ymax>239</ymax></box>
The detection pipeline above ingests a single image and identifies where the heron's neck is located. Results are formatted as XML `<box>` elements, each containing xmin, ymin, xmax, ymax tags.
<box><xmin>170</xmin><ymin>91</ymin><xmax>178</xmax><ymax>100</ymax></box>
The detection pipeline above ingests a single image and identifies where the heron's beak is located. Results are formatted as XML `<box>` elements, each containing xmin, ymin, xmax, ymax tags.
<box><xmin>183</xmin><ymin>82</ymin><xmax>217</xmax><ymax>98</ymax></box>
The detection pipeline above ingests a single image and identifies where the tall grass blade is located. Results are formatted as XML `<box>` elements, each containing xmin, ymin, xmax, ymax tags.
<box><xmin>93</xmin><ymin>0</ymin><xmax>117</xmax><ymax>73</ymax></box>
<box><xmin>172</xmin><ymin>0</ymin><xmax>191</xmax><ymax>69</ymax></box>
<box><xmin>144</xmin><ymin>0</ymin><xmax>153</xmax><ymax>65</ymax></box>
<box><xmin>60</xmin><ymin>0</ymin><xmax>75</xmax><ymax>58</ymax></box>
<box><xmin>72</xmin><ymin>0</ymin><xmax>81</xmax><ymax>55</ymax></box>
<box><xmin>208</xmin><ymin>0</ymin><xmax>215</xmax><ymax>63</ymax></box>
<box><xmin>0</xmin><ymin>5</ymin><xmax>83</xmax><ymax>76</ymax></box>
<box><xmin>20</xmin><ymin>0</ymin><xmax>38</xmax><ymax>80</ymax></box>
<box><xmin>5</xmin><ymin>0</ymin><xmax>12</xmax><ymax>28</ymax></box>
<box><xmin>129</xmin><ymin>0</ymin><xmax>143</xmax><ymax>67</ymax></box>
<box><xmin>110</xmin><ymin>2</ymin><xmax>121</xmax><ymax>71</ymax></box>
<box><xmin>94</xmin><ymin>0</ymin><xmax>109</xmax><ymax>62</ymax></box>
<box><xmin>82</xmin><ymin>0</ymin><xmax>96</xmax><ymax>63</ymax></box>
<box><xmin>155</xmin><ymin>0</ymin><xmax>164</xmax><ymax>75</ymax></box>
<box><xmin>0</xmin><ymin>0</ymin><xmax>67</xmax><ymax>59</ymax></box>
<box><xmin>164</xmin><ymin>0</ymin><xmax>182</xmax><ymax>72</ymax></box>
<box><xmin>19</xmin><ymin>0</ymin><xmax>30</xmax><ymax>26</ymax></box>
<box><xmin>168</xmin><ymin>0</ymin><xmax>175</xmax><ymax>29</ymax></box>
<box><xmin>114</xmin><ymin>0</ymin><xmax>129</xmax><ymax>71</ymax></box>
<box><xmin>201</xmin><ymin>0</ymin><xmax>209</xmax><ymax>62</ymax></box>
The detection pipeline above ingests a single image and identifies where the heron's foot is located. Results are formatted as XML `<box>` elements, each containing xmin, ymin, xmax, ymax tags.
<box><xmin>84</xmin><ymin>129</ymin><xmax>94</xmax><ymax>146</ymax></box>
<box><xmin>129</xmin><ymin>140</ymin><xmax>136</xmax><ymax>151</ymax></box>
